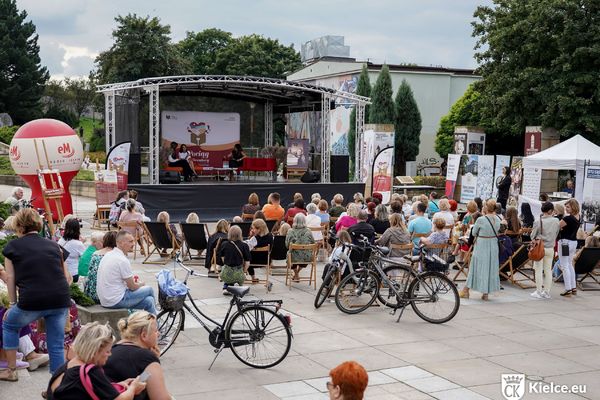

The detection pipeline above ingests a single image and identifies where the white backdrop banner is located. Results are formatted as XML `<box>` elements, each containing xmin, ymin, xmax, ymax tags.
<box><xmin>476</xmin><ymin>155</ymin><xmax>495</xmax><ymax>200</ymax></box>
<box><xmin>492</xmin><ymin>155</ymin><xmax>511</xmax><ymax>198</ymax></box>
<box><xmin>460</xmin><ymin>155</ymin><xmax>478</xmax><ymax>204</ymax></box>
<box><xmin>582</xmin><ymin>165</ymin><xmax>600</xmax><ymax>229</ymax></box>
<box><xmin>522</xmin><ymin>167</ymin><xmax>543</xmax><ymax>199</ymax></box>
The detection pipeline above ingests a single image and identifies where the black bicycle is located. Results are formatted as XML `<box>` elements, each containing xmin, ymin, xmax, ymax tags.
<box><xmin>156</xmin><ymin>253</ymin><xmax>293</xmax><ymax>369</ymax></box>
<box><xmin>334</xmin><ymin>239</ymin><xmax>460</xmax><ymax>324</ymax></box>
<box><xmin>314</xmin><ymin>246</ymin><xmax>353</xmax><ymax>309</ymax></box>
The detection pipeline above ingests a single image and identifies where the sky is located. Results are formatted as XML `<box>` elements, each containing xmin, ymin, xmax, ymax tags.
<box><xmin>16</xmin><ymin>0</ymin><xmax>493</xmax><ymax>80</ymax></box>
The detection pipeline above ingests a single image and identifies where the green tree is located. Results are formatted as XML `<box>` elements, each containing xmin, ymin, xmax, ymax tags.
<box><xmin>394</xmin><ymin>79</ymin><xmax>422</xmax><ymax>176</ymax></box>
<box><xmin>0</xmin><ymin>0</ymin><xmax>49</xmax><ymax>124</ymax></box>
<box><xmin>64</xmin><ymin>77</ymin><xmax>95</xmax><ymax>118</ymax></box>
<box><xmin>368</xmin><ymin>64</ymin><xmax>395</xmax><ymax>124</ymax></box>
<box><xmin>178</xmin><ymin>28</ymin><xmax>233</xmax><ymax>75</ymax></box>
<box><xmin>95</xmin><ymin>14</ymin><xmax>189</xmax><ymax>84</ymax></box>
<box><xmin>348</xmin><ymin>64</ymin><xmax>371</xmax><ymax>174</ymax></box>
<box><xmin>473</xmin><ymin>0</ymin><xmax>600</xmax><ymax>141</ymax></box>
<box><xmin>213</xmin><ymin>34</ymin><xmax>301</xmax><ymax>78</ymax></box>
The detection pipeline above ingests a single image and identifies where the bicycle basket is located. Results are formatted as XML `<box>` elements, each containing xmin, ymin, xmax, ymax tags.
<box><xmin>158</xmin><ymin>287</ymin><xmax>186</xmax><ymax>311</ymax></box>
<box><xmin>423</xmin><ymin>254</ymin><xmax>449</xmax><ymax>272</ymax></box>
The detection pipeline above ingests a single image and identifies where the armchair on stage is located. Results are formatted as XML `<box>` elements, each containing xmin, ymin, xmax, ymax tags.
<box><xmin>239</xmin><ymin>157</ymin><xmax>277</xmax><ymax>179</ymax></box>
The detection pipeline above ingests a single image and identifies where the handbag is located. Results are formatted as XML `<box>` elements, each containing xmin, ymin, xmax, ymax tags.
<box><xmin>80</xmin><ymin>364</ymin><xmax>127</xmax><ymax>399</ymax></box>
<box><xmin>528</xmin><ymin>215</ymin><xmax>545</xmax><ymax>261</ymax></box>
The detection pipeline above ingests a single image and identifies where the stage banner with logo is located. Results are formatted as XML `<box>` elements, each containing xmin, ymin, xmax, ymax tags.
<box><xmin>509</xmin><ymin>157</ymin><xmax>523</xmax><ymax>198</ymax></box>
<box><xmin>161</xmin><ymin>111</ymin><xmax>240</xmax><ymax>169</ymax></box>
<box><xmin>522</xmin><ymin>167</ymin><xmax>542</xmax><ymax>199</ymax></box>
<box><xmin>371</xmin><ymin>147</ymin><xmax>394</xmax><ymax>204</ymax></box>
<box><xmin>444</xmin><ymin>154</ymin><xmax>461</xmax><ymax>199</ymax></box>
<box><xmin>476</xmin><ymin>155</ymin><xmax>495</xmax><ymax>200</ymax></box>
<box><xmin>460</xmin><ymin>155</ymin><xmax>478</xmax><ymax>204</ymax></box>
<box><xmin>492</xmin><ymin>155</ymin><xmax>511</xmax><ymax>198</ymax></box>
<box><xmin>582</xmin><ymin>165</ymin><xmax>600</xmax><ymax>230</ymax></box>
<box><xmin>105</xmin><ymin>141</ymin><xmax>131</xmax><ymax>190</ymax></box>
<box><xmin>286</xmin><ymin>138</ymin><xmax>309</xmax><ymax>169</ymax></box>
<box><xmin>361</xmin><ymin>127</ymin><xmax>394</xmax><ymax>183</ymax></box>
<box><xmin>524</xmin><ymin>126</ymin><xmax>542</xmax><ymax>156</ymax></box>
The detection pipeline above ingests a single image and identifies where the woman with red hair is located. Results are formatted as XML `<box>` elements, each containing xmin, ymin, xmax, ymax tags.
<box><xmin>327</xmin><ymin>361</ymin><xmax>368</xmax><ymax>400</ymax></box>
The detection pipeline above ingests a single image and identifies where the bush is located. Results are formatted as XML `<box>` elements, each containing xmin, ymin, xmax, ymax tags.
<box><xmin>0</xmin><ymin>156</ymin><xmax>15</xmax><ymax>175</ymax></box>
<box><xmin>413</xmin><ymin>176</ymin><xmax>446</xmax><ymax>188</ymax></box>
<box><xmin>75</xmin><ymin>169</ymin><xmax>95</xmax><ymax>181</ymax></box>
<box><xmin>86</xmin><ymin>151</ymin><xmax>107</xmax><ymax>164</ymax></box>
<box><xmin>89</xmin><ymin>134</ymin><xmax>105</xmax><ymax>152</ymax></box>
<box><xmin>0</xmin><ymin>126</ymin><xmax>19</xmax><ymax>144</ymax></box>
<box><xmin>70</xmin><ymin>284</ymin><xmax>95</xmax><ymax>306</ymax></box>
<box><xmin>44</xmin><ymin>107</ymin><xmax>78</xmax><ymax>128</ymax></box>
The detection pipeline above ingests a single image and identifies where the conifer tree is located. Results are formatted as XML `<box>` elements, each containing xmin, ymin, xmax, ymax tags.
<box><xmin>368</xmin><ymin>64</ymin><xmax>395</xmax><ymax>124</ymax></box>
<box><xmin>394</xmin><ymin>79</ymin><xmax>422</xmax><ymax>175</ymax></box>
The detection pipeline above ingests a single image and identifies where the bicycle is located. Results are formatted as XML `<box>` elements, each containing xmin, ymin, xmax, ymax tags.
<box><xmin>334</xmin><ymin>238</ymin><xmax>460</xmax><ymax>324</ymax></box>
<box><xmin>314</xmin><ymin>245</ymin><xmax>353</xmax><ymax>309</ymax></box>
<box><xmin>156</xmin><ymin>253</ymin><xmax>293</xmax><ymax>369</ymax></box>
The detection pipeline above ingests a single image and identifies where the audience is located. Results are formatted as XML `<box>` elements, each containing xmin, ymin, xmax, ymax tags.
<box><xmin>375</xmin><ymin>214</ymin><xmax>411</xmax><ymax>257</ymax></box>
<box><xmin>348</xmin><ymin>210</ymin><xmax>376</xmax><ymax>245</ymax></box>
<box><xmin>119</xmin><ymin>199</ymin><xmax>145</xmax><ymax>255</ymax></box>
<box><xmin>245</xmin><ymin>219</ymin><xmax>273</xmax><ymax>283</ymax></box>
<box><xmin>284</xmin><ymin>198</ymin><xmax>307</xmax><ymax>224</ymax></box>
<box><xmin>520</xmin><ymin>202</ymin><xmax>535</xmax><ymax>228</ymax></box>
<box><xmin>335</xmin><ymin>203</ymin><xmax>360</xmax><ymax>232</ymax></box>
<box><xmin>262</xmin><ymin>192</ymin><xmax>285</xmax><ymax>221</ymax></box>
<box><xmin>421</xmin><ymin>218</ymin><xmax>449</xmax><ymax>245</ymax></box>
<box><xmin>205</xmin><ymin>219</ymin><xmax>229</xmax><ymax>273</ymax></box>
<box><xmin>327</xmin><ymin>361</ymin><xmax>368</xmax><ymax>400</ymax></box>
<box><xmin>85</xmin><ymin>231</ymin><xmax>117</xmax><ymax>304</ymax></box>
<box><xmin>57</xmin><ymin>218</ymin><xmax>86</xmax><ymax>283</ymax></box>
<box><xmin>353</xmin><ymin>192</ymin><xmax>365</xmax><ymax>209</ymax></box>
<box><xmin>432</xmin><ymin>198</ymin><xmax>455</xmax><ymax>235</ymax></box>
<box><xmin>428</xmin><ymin>191</ymin><xmax>440</xmax><ymax>216</ymax></box>
<box><xmin>242</xmin><ymin>193</ymin><xmax>260</xmax><ymax>219</ymax></box>
<box><xmin>311</xmin><ymin>193</ymin><xmax>321</xmax><ymax>206</ymax></box>
<box><xmin>278</xmin><ymin>222</ymin><xmax>291</xmax><ymax>236</ymax></box>
<box><xmin>370</xmin><ymin>204</ymin><xmax>390</xmax><ymax>234</ymax></box>
<box><xmin>285</xmin><ymin>214</ymin><xmax>316</xmax><ymax>282</ymax></box>
<box><xmin>217</xmin><ymin>225</ymin><xmax>250</xmax><ymax>295</ymax></box>
<box><xmin>109</xmin><ymin>190</ymin><xmax>129</xmax><ymax>226</ymax></box>
<box><xmin>558</xmin><ymin>198</ymin><xmax>581</xmax><ymax>297</ymax></box>
<box><xmin>128</xmin><ymin>190</ymin><xmax>149</xmax><ymax>222</ymax></box>
<box><xmin>408</xmin><ymin>203</ymin><xmax>432</xmax><ymax>251</ymax></box>
<box><xmin>78</xmin><ymin>231</ymin><xmax>105</xmax><ymax>286</ymax></box>
<box><xmin>185</xmin><ymin>212</ymin><xmax>200</xmax><ymax>224</ymax></box>
<box><xmin>306</xmin><ymin>203</ymin><xmax>324</xmax><ymax>242</ymax></box>
<box><xmin>316</xmin><ymin>200</ymin><xmax>330</xmax><ymax>224</ymax></box>
<box><xmin>366</xmin><ymin>202</ymin><xmax>376</xmax><ymax>223</ymax></box>
<box><xmin>253</xmin><ymin>210</ymin><xmax>266</xmax><ymax>221</ymax></box>
<box><xmin>156</xmin><ymin>211</ymin><xmax>182</xmax><ymax>246</ymax></box>
<box><xmin>329</xmin><ymin>194</ymin><xmax>346</xmax><ymax>218</ymax></box>
<box><xmin>287</xmin><ymin>192</ymin><xmax>304</xmax><ymax>210</ymax></box>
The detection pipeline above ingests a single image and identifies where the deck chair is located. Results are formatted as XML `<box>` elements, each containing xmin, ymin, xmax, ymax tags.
<box><xmin>286</xmin><ymin>243</ymin><xmax>318</xmax><ymax>289</ymax></box>
<box><xmin>143</xmin><ymin>222</ymin><xmax>181</xmax><ymax>264</ymax></box>
<box><xmin>179</xmin><ymin>223</ymin><xmax>209</xmax><ymax>263</ymax></box>
<box><xmin>575</xmin><ymin>247</ymin><xmax>600</xmax><ymax>291</ymax></box>
<box><xmin>230</xmin><ymin>221</ymin><xmax>252</xmax><ymax>239</ymax></box>
<box><xmin>269</xmin><ymin>235</ymin><xmax>288</xmax><ymax>275</ymax></box>
<box><xmin>500</xmin><ymin>243</ymin><xmax>536</xmax><ymax>289</ymax></box>
<box><xmin>117</xmin><ymin>220</ymin><xmax>145</xmax><ymax>260</ymax></box>
<box><xmin>245</xmin><ymin>245</ymin><xmax>271</xmax><ymax>292</ymax></box>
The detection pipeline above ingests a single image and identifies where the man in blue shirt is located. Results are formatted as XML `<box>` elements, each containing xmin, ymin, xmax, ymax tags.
<box><xmin>408</xmin><ymin>202</ymin><xmax>432</xmax><ymax>254</ymax></box>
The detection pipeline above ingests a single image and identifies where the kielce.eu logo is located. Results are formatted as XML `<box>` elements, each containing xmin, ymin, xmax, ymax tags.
<box><xmin>502</xmin><ymin>374</ymin><xmax>525</xmax><ymax>400</ymax></box>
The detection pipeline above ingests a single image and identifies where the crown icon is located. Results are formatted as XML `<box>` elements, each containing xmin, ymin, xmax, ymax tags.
<box><xmin>503</xmin><ymin>375</ymin><xmax>523</xmax><ymax>385</ymax></box>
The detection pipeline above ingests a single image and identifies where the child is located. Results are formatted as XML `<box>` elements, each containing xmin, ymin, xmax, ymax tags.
<box><xmin>421</xmin><ymin>218</ymin><xmax>449</xmax><ymax>245</ymax></box>
<box><xmin>323</xmin><ymin>230</ymin><xmax>352</xmax><ymax>280</ymax></box>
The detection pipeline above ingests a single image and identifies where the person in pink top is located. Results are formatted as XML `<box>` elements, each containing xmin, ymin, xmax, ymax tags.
<box><xmin>118</xmin><ymin>199</ymin><xmax>144</xmax><ymax>252</ymax></box>
<box><xmin>335</xmin><ymin>203</ymin><xmax>360</xmax><ymax>232</ymax></box>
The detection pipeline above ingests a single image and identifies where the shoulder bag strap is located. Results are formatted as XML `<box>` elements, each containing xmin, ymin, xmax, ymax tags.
<box><xmin>484</xmin><ymin>215</ymin><xmax>500</xmax><ymax>239</ymax></box>
<box><xmin>79</xmin><ymin>364</ymin><xmax>101</xmax><ymax>400</ymax></box>
<box><xmin>230</xmin><ymin>241</ymin><xmax>245</xmax><ymax>260</ymax></box>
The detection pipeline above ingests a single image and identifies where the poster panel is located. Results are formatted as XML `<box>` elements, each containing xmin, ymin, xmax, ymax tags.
<box><xmin>161</xmin><ymin>111</ymin><xmax>240</xmax><ymax>169</ymax></box>
<box><xmin>330</xmin><ymin>107</ymin><xmax>351</xmax><ymax>155</ymax></box>
<box><xmin>582</xmin><ymin>165</ymin><xmax>600</xmax><ymax>229</ymax></box>
<box><xmin>94</xmin><ymin>170</ymin><xmax>118</xmax><ymax>205</ymax></box>
<box><xmin>361</xmin><ymin>129</ymin><xmax>394</xmax><ymax>183</ymax></box>
<box><xmin>286</xmin><ymin>138</ymin><xmax>309</xmax><ymax>169</ymax></box>
<box><xmin>453</xmin><ymin>133</ymin><xmax>467</xmax><ymax>156</ymax></box>
<box><xmin>509</xmin><ymin>157</ymin><xmax>523</xmax><ymax>198</ymax></box>
<box><xmin>105</xmin><ymin>142</ymin><xmax>130</xmax><ymax>190</ymax></box>
<box><xmin>460</xmin><ymin>155</ymin><xmax>478</xmax><ymax>203</ymax></box>
<box><xmin>444</xmin><ymin>154</ymin><xmax>461</xmax><ymax>199</ymax></box>
<box><xmin>372</xmin><ymin>147</ymin><xmax>394</xmax><ymax>204</ymax></box>
<box><xmin>476</xmin><ymin>155</ymin><xmax>495</xmax><ymax>200</ymax></box>
<box><xmin>522</xmin><ymin>167</ymin><xmax>542</xmax><ymax>199</ymax></box>
<box><xmin>492</xmin><ymin>155</ymin><xmax>511</xmax><ymax>198</ymax></box>
<box><xmin>524</xmin><ymin>126</ymin><xmax>542</xmax><ymax>156</ymax></box>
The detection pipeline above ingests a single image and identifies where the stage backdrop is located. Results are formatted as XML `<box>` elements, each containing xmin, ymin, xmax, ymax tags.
<box><xmin>161</xmin><ymin>111</ymin><xmax>240</xmax><ymax>168</ymax></box>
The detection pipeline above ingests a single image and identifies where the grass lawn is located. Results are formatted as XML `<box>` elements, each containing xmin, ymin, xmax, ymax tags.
<box><xmin>76</xmin><ymin>117</ymin><xmax>104</xmax><ymax>143</ymax></box>
<box><xmin>0</xmin><ymin>155</ymin><xmax>95</xmax><ymax>181</ymax></box>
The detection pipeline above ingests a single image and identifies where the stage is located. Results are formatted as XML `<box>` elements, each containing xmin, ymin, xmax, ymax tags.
<box><xmin>129</xmin><ymin>181</ymin><xmax>365</xmax><ymax>222</ymax></box>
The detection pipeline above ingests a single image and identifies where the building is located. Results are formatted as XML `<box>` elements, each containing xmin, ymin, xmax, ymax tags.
<box><xmin>287</xmin><ymin>40</ymin><xmax>481</xmax><ymax>171</ymax></box>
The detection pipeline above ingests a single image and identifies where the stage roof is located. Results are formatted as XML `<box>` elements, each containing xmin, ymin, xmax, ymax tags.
<box><xmin>97</xmin><ymin>75</ymin><xmax>370</xmax><ymax>112</ymax></box>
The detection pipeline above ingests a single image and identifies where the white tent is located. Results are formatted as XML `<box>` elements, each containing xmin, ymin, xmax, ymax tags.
<box><xmin>523</xmin><ymin>134</ymin><xmax>600</xmax><ymax>200</ymax></box>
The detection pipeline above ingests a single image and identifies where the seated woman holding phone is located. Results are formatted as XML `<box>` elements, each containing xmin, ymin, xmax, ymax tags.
<box><xmin>103</xmin><ymin>311</ymin><xmax>172</xmax><ymax>400</ymax></box>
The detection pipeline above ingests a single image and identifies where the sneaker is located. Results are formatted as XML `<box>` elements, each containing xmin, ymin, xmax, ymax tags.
<box><xmin>560</xmin><ymin>290</ymin><xmax>572</xmax><ymax>297</ymax></box>
<box><xmin>541</xmin><ymin>291</ymin><xmax>551</xmax><ymax>299</ymax></box>
<box><xmin>26</xmin><ymin>354</ymin><xmax>49</xmax><ymax>371</ymax></box>
<box><xmin>530</xmin><ymin>290</ymin><xmax>543</xmax><ymax>299</ymax></box>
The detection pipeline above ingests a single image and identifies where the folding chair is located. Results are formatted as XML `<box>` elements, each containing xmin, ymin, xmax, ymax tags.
<box><xmin>117</xmin><ymin>220</ymin><xmax>145</xmax><ymax>260</ymax></box>
<box><xmin>93</xmin><ymin>205</ymin><xmax>111</xmax><ymax>230</ymax></box>
<box><xmin>451</xmin><ymin>245</ymin><xmax>472</xmax><ymax>282</ymax></box>
<box><xmin>209</xmin><ymin>237</ymin><xmax>224</xmax><ymax>275</ymax></box>
<box><xmin>230</xmin><ymin>221</ymin><xmax>252</xmax><ymax>239</ymax></box>
<box><xmin>575</xmin><ymin>247</ymin><xmax>600</xmax><ymax>291</ymax></box>
<box><xmin>265</xmin><ymin>219</ymin><xmax>278</xmax><ymax>233</ymax></box>
<box><xmin>500</xmin><ymin>244</ymin><xmax>536</xmax><ymax>289</ymax></box>
<box><xmin>245</xmin><ymin>245</ymin><xmax>272</xmax><ymax>292</ymax></box>
<box><xmin>143</xmin><ymin>222</ymin><xmax>181</xmax><ymax>264</ymax></box>
<box><xmin>179</xmin><ymin>223</ymin><xmax>209</xmax><ymax>263</ymax></box>
<box><xmin>286</xmin><ymin>243</ymin><xmax>318</xmax><ymax>289</ymax></box>
<box><xmin>241</xmin><ymin>213</ymin><xmax>255</xmax><ymax>221</ymax></box>
<box><xmin>270</xmin><ymin>235</ymin><xmax>288</xmax><ymax>275</ymax></box>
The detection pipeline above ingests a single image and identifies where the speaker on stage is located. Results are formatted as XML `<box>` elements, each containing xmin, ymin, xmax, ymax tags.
<box><xmin>330</xmin><ymin>155</ymin><xmax>349</xmax><ymax>182</ymax></box>
<box><xmin>301</xmin><ymin>169</ymin><xmax>321</xmax><ymax>183</ymax></box>
<box><xmin>128</xmin><ymin>153</ymin><xmax>141</xmax><ymax>184</ymax></box>
<box><xmin>159</xmin><ymin>170</ymin><xmax>181</xmax><ymax>184</ymax></box>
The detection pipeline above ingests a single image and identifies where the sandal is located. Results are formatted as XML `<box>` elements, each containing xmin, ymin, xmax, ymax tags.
<box><xmin>251</xmin><ymin>277</ymin><xmax>260</xmax><ymax>283</ymax></box>
<box><xmin>0</xmin><ymin>367</ymin><xmax>18</xmax><ymax>382</ymax></box>
<box><xmin>571</xmin><ymin>289</ymin><xmax>577</xmax><ymax>296</ymax></box>
<box><xmin>459</xmin><ymin>289</ymin><xmax>469</xmax><ymax>299</ymax></box>
<box><xmin>481</xmin><ymin>293</ymin><xmax>489</xmax><ymax>301</ymax></box>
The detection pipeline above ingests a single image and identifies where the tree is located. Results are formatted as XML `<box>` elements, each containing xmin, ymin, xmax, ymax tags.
<box><xmin>64</xmin><ymin>78</ymin><xmax>95</xmax><ymax>118</ymax></box>
<box><xmin>212</xmin><ymin>34</ymin><xmax>301</xmax><ymax>78</ymax></box>
<box><xmin>0</xmin><ymin>0</ymin><xmax>49</xmax><ymax>124</ymax></box>
<box><xmin>178</xmin><ymin>28</ymin><xmax>233</xmax><ymax>75</ymax></box>
<box><xmin>348</xmin><ymin>64</ymin><xmax>371</xmax><ymax>174</ymax></box>
<box><xmin>473</xmin><ymin>0</ymin><xmax>600</xmax><ymax>141</ymax></box>
<box><xmin>95</xmin><ymin>14</ymin><xmax>189</xmax><ymax>84</ymax></box>
<box><xmin>368</xmin><ymin>64</ymin><xmax>395</xmax><ymax>124</ymax></box>
<box><xmin>394</xmin><ymin>80</ymin><xmax>422</xmax><ymax>176</ymax></box>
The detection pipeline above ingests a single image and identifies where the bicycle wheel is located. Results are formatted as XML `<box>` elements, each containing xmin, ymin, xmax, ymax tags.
<box><xmin>409</xmin><ymin>271</ymin><xmax>459</xmax><ymax>324</ymax></box>
<box><xmin>156</xmin><ymin>309</ymin><xmax>185</xmax><ymax>355</ymax></box>
<box><xmin>377</xmin><ymin>265</ymin><xmax>412</xmax><ymax>309</ymax></box>
<box><xmin>335</xmin><ymin>269</ymin><xmax>379</xmax><ymax>314</ymax></box>
<box><xmin>314</xmin><ymin>268</ymin><xmax>338</xmax><ymax>309</ymax></box>
<box><xmin>227</xmin><ymin>305</ymin><xmax>292</xmax><ymax>368</ymax></box>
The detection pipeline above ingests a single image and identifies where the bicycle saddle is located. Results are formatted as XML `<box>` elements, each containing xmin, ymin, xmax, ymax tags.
<box><xmin>226</xmin><ymin>286</ymin><xmax>250</xmax><ymax>297</ymax></box>
<box><xmin>378</xmin><ymin>246</ymin><xmax>390</xmax><ymax>256</ymax></box>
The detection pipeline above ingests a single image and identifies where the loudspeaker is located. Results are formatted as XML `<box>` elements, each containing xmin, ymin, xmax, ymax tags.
<box><xmin>301</xmin><ymin>169</ymin><xmax>321</xmax><ymax>183</ymax></box>
<box><xmin>330</xmin><ymin>155</ymin><xmax>349</xmax><ymax>182</ymax></box>
<box><xmin>128</xmin><ymin>153</ymin><xmax>141</xmax><ymax>184</ymax></box>
<box><xmin>159</xmin><ymin>170</ymin><xmax>181</xmax><ymax>184</ymax></box>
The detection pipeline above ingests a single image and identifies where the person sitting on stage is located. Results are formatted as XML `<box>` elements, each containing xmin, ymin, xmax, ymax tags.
<box><xmin>245</xmin><ymin>219</ymin><xmax>273</xmax><ymax>283</ymax></box>
<box><xmin>329</xmin><ymin>194</ymin><xmax>346</xmax><ymax>218</ymax></box>
<box><xmin>284</xmin><ymin>198</ymin><xmax>307</xmax><ymax>225</ymax></box>
<box><xmin>242</xmin><ymin>193</ymin><xmax>260</xmax><ymax>219</ymax></box>
<box><xmin>205</xmin><ymin>220</ymin><xmax>229</xmax><ymax>273</ymax></box>
<box><xmin>167</xmin><ymin>141</ymin><xmax>195</xmax><ymax>182</ymax></box>
<box><xmin>229</xmin><ymin>144</ymin><xmax>246</xmax><ymax>168</ymax></box>
<box><xmin>262</xmin><ymin>192</ymin><xmax>285</xmax><ymax>221</ymax></box>
<box><xmin>178</xmin><ymin>144</ymin><xmax>196</xmax><ymax>175</ymax></box>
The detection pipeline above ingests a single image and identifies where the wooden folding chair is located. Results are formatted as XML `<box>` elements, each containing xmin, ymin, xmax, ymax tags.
<box><xmin>286</xmin><ymin>243</ymin><xmax>318</xmax><ymax>289</ymax></box>
<box><xmin>117</xmin><ymin>220</ymin><xmax>145</xmax><ymax>260</ymax></box>
<box><xmin>179</xmin><ymin>223</ymin><xmax>209</xmax><ymax>263</ymax></box>
<box><xmin>209</xmin><ymin>237</ymin><xmax>224</xmax><ymax>275</ymax></box>
<box><xmin>452</xmin><ymin>246</ymin><xmax>472</xmax><ymax>282</ymax></box>
<box><xmin>575</xmin><ymin>247</ymin><xmax>600</xmax><ymax>291</ymax></box>
<box><xmin>501</xmin><ymin>244</ymin><xmax>536</xmax><ymax>289</ymax></box>
<box><xmin>143</xmin><ymin>222</ymin><xmax>181</xmax><ymax>264</ymax></box>
<box><xmin>269</xmin><ymin>235</ymin><xmax>288</xmax><ymax>275</ymax></box>
<box><xmin>245</xmin><ymin>245</ymin><xmax>272</xmax><ymax>292</ymax></box>
<box><xmin>92</xmin><ymin>205</ymin><xmax>111</xmax><ymax>230</ymax></box>
<box><xmin>230</xmin><ymin>221</ymin><xmax>252</xmax><ymax>239</ymax></box>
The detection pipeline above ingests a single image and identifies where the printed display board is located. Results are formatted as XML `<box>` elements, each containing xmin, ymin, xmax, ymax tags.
<box><xmin>460</xmin><ymin>155</ymin><xmax>478</xmax><ymax>203</ymax></box>
<box><xmin>106</xmin><ymin>141</ymin><xmax>130</xmax><ymax>190</ymax></box>
<box><xmin>582</xmin><ymin>165</ymin><xmax>600</xmax><ymax>229</ymax></box>
<box><xmin>444</xmin><ymin>154</ymin><xmax>461</xmax><ymax>199</ymax></box>
<box><xmin>372</xmin><ymin>147</ymin><xmax>394</xmax><ymax>204</ymax></box>
<box><xmin>287</xmin><ymin>138</ymin><xmax>309</xmax><ymax>169</ymax></box>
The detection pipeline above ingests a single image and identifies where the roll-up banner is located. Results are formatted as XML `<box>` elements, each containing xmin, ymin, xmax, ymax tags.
<box><xmin>444</xmin><ymin>154</ymin><xmax>461</xmax><ymax>199</ymax></box>
<box><xmin>105</xmin><ymin>141</ymin><xmax>131</xmax><ymax>190</ymax></box>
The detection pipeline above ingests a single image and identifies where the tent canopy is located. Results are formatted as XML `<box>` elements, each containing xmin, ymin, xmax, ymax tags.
<box><xmin>523</xmin><ymin>134</ymin><xmax>600</xmax><ymax>170</ymax></box>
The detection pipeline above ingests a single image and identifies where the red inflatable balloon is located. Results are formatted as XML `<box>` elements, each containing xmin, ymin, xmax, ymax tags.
<box><xmin>9</xmin><ymin>119</ymin><xmax>84</xmax><ymax>217</ymax></box>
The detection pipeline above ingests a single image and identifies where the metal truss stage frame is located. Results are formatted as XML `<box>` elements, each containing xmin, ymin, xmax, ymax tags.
<box><xmin>97</xmin><ymin>75</ymin><xmax>370</xmax><ymax>184</ymax></box>
<box><xmin>128</xmin><ymin>181</ymin><xmax>366</xmax><ymax>222</ymax></box>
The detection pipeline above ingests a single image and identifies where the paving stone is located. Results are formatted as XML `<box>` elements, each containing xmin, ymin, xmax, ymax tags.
<box><xmin>403</xmin><ymin>376</ymin><xmax>459</xmax><ymax>393</ymax></box>
<box><xmin>381</xmin><ymin>366</ymin><xmax>433</xmax><ymax>381</ymax></box>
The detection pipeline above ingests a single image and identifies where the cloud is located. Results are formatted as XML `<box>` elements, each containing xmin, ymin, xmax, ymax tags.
<box><xmin>63</xmin><ymin>56</ymin><xmax>96</xmax><ymax>78</ymax></box>
<box><xmin>37</xmin><ymin>39</ymin><xmax>66</xmax><ymax>77</ymax></box>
